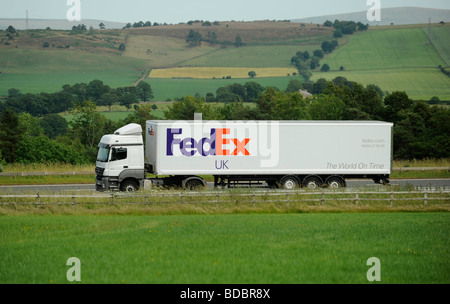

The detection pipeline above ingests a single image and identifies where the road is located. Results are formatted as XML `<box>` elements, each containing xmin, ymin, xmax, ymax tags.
<box><xmin>1</xmin><ymin>179</ymin><xmax>449</xmax><ymax>193</ymax></box>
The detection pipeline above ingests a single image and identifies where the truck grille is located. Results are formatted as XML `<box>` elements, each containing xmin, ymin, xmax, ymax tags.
<box><xmin>95</xmin><ymin>167</ymin><xmax>105</xmax><ymax>177</ymax></box>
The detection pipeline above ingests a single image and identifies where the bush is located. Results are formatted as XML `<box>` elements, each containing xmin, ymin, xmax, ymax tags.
<box><xmin>15</xmin><ymin>136</ymin><xmax>86</xmax><ymax>165</ymax></box>
<box><xmin>321</xmin><ymin>64</ymin><xmax>330</xmax><ymax>72</ymax></box>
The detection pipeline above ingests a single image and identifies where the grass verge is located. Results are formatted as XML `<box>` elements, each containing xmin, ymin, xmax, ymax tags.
<box><xmin>0</xmin><ymin>213</ymin><xmax>448</xmax><ymax>283</ymax></box>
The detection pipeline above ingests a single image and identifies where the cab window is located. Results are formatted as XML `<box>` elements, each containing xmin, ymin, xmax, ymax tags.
<box><xmin>110</xmin><ymin>147</ymin><xmax>127</xmax><ymax>161</ymax></box>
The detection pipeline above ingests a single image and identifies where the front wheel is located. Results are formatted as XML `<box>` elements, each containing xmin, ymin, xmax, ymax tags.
<box><xmin>120</xmin><ymin>180</ymin><xmax>139</xmax><ymax>192</ymax></box>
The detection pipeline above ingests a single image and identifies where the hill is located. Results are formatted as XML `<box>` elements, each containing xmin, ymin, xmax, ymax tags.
<box><xmin>292</xmin><ymin>7</ymin><xmax>450</xmax><ymax>26</ymax></box>
<box><xmin>0</xmin><ymin>20</ymin><xmax>449</xmax><ymax>101</ymax></box>
<box><xmin>313</xmin><ymin>24</ymin><xmax>450</xmax><ymax>100</ymax></box>
<box><xmin>0</xmin><ymin>19</ymin><xmax>126</xmax><ymax>30</ymax></box>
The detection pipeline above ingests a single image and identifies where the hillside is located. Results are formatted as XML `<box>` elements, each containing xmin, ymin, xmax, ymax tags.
<box><xmin>0</xmin><ymin>19</ymin><xmax>126</xmax><ymax>30</ymax></box>
<box><xmin>0</xmin><ymin>19</ymin><xmax>449</xmax><ymax>101</ymax></box>
<box><xmin>293</xmin><ymin>7</ymin><xmax>450</xmax><ymax>26</ymax></box>
<box><xmin>313</xmin><ymin>24</ymin><xmax>450</xmax><ymax>100</ymax></box>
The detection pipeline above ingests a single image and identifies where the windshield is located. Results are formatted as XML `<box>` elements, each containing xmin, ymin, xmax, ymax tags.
<box><xmin>97</xmin><ymin>144</ymin><xmax>110</xmax><ymax>162</ymax></box>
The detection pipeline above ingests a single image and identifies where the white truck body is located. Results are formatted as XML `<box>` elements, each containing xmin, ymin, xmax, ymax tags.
<box><xmin>145</xmin><ymin>120</ymin><xmax>392</xmax><ymax>176</ymax></box>
<box><xmin>96</xmin><ymin>120</ymin><xmax>393</xmax><ymax>191</ymax></box>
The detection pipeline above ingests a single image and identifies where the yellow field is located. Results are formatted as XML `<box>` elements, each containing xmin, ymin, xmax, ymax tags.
<box><xmin>149</xmin><ymin>67</ymin><xmax>298</xmax><ymax>79</ymax></box>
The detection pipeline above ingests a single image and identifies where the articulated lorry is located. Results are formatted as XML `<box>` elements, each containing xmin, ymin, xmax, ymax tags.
<box><xmin>95</xmin><ymin>120</ymin><xmax>393</xmax><ymax>191</ymax></box>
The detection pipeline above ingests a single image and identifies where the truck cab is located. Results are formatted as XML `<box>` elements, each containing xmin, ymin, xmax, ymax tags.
<box><xmin>95</xmin><ymin>124</ymin><xmax>145</xmax><ymax>191</ymax></box>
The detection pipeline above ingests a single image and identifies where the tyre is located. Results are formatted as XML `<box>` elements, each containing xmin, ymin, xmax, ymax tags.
<box><xmin>326</xmin><ymin>176</ymin><xmax>345</xmax><ymax>189</ymax></box>
<box><xmin>303</xmin><ymin>176</ymin><xmax>322</xmax><ymax>189</ymax></box>
<box><xmin>120</xmin><ymin>180</ymin><xmax>139</xmax><ymax>192</ymax></box>
<box><xmin>184</xmin><ymin>178</ymin><xmax>205</xmax><ymax>191</ymax></box>
<box><xmin>280</xmin><ymin>176</ymin><xmax>300</xmax><ymax>190</ymax></box>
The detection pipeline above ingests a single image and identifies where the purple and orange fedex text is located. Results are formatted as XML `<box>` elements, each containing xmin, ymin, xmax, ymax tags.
<box><xmin>167</xmin><ymin>128</ymin><xmax>250</xmax><ymax>157</ymax></box>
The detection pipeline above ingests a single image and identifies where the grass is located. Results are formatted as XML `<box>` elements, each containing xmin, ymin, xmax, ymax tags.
<box><xmin>393</xmin><ymin>158</ymin><xmax>450</xmax><ymax>168</ymax></box>
<box><xmin>0</xmin><ymin>213</ymin><xmax>448</xmax><ymax>283</ymax></box>
<box><xmin>0</xmin><ymin>175</ymin><xmax>95</xmax><ymax>185</ymax></box>
<box><xmin>311</xmin><ymin>68</ymin><xmax>450</xmax><ymax>100</ymax></box>
<box><xmin>316</xmin><ymin>26</ymin><xmax>450</xmax><ymax>100</ymax></box>
<box><xmin>181</xmin><ymin>44</ymin><xmax>322</xmax><ymax>68</ymax></box>
<box><xmin>1</xmin><ymin>162</ymin><xmax>94</xmax><ymax>173</ymax></box>
<box><xmin>144</xmin><ymin>77</ymin><xmax>297</xmax><ymax>101</ymax></box>
<box><xmin>150</xmin><ymin>67</ymin><xmax>298</xmax><ymax>79</ymax></box>
<box><xmin>323</xmin><ymin>28</ymin><xmax>446</xmax><ymax>71</ymax></box>
<box><xmin>0</xmin><ymin>48</ymin><xmax>147</xmax><ymax>95</ymax></box>
<box><xmin>428</xmin><ymin>26</ymin><xmax>450</xmax><ymax>66</ymax></box>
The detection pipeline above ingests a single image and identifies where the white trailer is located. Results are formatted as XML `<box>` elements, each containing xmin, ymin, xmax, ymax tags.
<box><xmin>96</xmin><ymin>120</ymin><xmax>393</xmax><ymax>191</ymax></box>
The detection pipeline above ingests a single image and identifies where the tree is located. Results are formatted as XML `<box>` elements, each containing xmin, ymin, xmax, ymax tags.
<box><xmin>18</xmin><ymin>113</ymin><xmax>43</xmax><ymax>137</ymax></box>
<box><xmin>320</xmin><ymin>64</ymin><xmax>330</xmax><ymax>72</ymax></box>
<box><xmin>87</xmin><ymin>79</ymin><xmax>110</xmax><ymax>101</ymax></box>
<box><xmin>40</xmin><ymin>114</ymin><xmax>68</xmax><ymax>139</ymax></box>
<box><xmin>164</xmin><ymin>96</ymin><xmax>222</xmax><ymax>120</ymax></box>
<box><xmin>205</xmin><ymin>93</ymin><xmax>216</xmax><ymax>103</ymax></box>
<box><xmin>119</xmin><ymin>43</ymin><xmax>126</xmax><ymax>52</ymax></box>
<box><xmin>8</xmin><ymin>88</ymin><xmax>21</xmax><ymax>99</ymax></box>
<box><xmin>286</xmin><ymin>79</ymin><xmax>303</xmax><ymax>93</ymax></box>
<box><xmin>99</xmin><ymin>22</ymin><xmax>105</xmax><ymax>29</ymax></box>
<box><xmin>186</xmin><ymin>30</ymin><xmax>202</xmax><ymax>47</ymax></box>
<box><xmin>69</xmin><ymin>100</ymin><xmax>110</xmax><ymax>159</ymax></box>
<box><xmin>248</xmin><ymin>71</ymin><xmax>256</xmax><ymax>79</ymax></box>
<box><xmin>119</xmin><ymin>93</ymin><xmax>138</xmax><ymax>110</ymax></box>
<box><xmin>333</xmin><ymin>29</ymin><xmax>343</xmax><ymax>38</ymax></box>
<box><xmin>123</xmin><ymin>103</ymin><xmax>156</xmax><ymax>133</ymax></box>
<box><xmin>0</xmin><ymin>108</ymin><xmax>24</xmax><ymax>163</ymax></box>
<box><xmin>6</xmin><ymin>25</ymin><xmax>18</xmax><ymax>39</ymax></box>
<box><xmin>321</xmin><ymin>40</ymin><xmax>338</xmax><ymax>53</ymax></box>
<box><xmin>244</xmin><ymin>82</ymin><xmax>264</xmax><ymax>102</ymax></box>
<box><xmin>313</xmin><ymin>49</ymin><xmax>324</xmax><ymax>58</ymax></box>
<box><xmin>235</xmin><ymin>35</ymin><xmax>243</xmax><ymax>47</ymax></box>
<box><xmin>309</xmin><ymin>94</ymin><xmax>345</xmax><ymax>120</ymax></box>
<box><xmin>15</xmin><ymin>136</ymin><xmax>85</xmax><ymax>165</ymax></box>
<box><xmin>384</xmin><ymin>91</ymin><xmax>413</xmax><ymax>123</ymax></box>
<box><xmin>136</xmin><ymin>82</ymin><xmax>154</xmax><ymax>101</ymax></box>
<box><xmin>97</xmin><ymin>93</ymin><xmax>118</xmax><ymax>112</ymax></box>
<box><xmin>216</xmin><ymin>87</ymin><xmax>242</xmax><ymax>104</ymax></box>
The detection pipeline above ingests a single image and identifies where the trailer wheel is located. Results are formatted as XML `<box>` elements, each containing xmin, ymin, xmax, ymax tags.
<box><xmin>303</xmin><ymin>176</ymin><xmax>322</xmax><ymax>189</ymax></box>
<box><xmin>184</xmin><ymin>178</ymin><xmax>205</xmax><ymax>191</ymax></box>
<box><xmin>120</xmin><ymin>179</ymin><xmax>139</xmax><ymax>192</ymax></box>
<box><xmin>280</xmin><ymin>176</ymin><xmax>300</xmax><ymax>190</ymax></box>
<box><xmin>326</xmin><ymin>176</ymin><xmax>345</xmax><ymax>189</ymax></box>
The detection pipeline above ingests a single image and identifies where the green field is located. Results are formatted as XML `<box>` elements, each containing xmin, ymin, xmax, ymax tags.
<box><xmin>1</xmin><ymin>23</ymin><xmax>449</xmax><ymax>101</ymax></box>
<box><xmin>0</xmin><ymin>49</ymin><xmax>147</xmax><ymax>95</ymax></box>
<box><xmin>0</xmin><ymin>213</ymin><xmax>448</xmax><ymax>284</ymax></box>
<box><xmin>429</xmin><ymin>26</ymin><xmax>450</xmax><ymax>66</ymax></box>
<box><xmin>324</xmin><ymin>28</ymin><xmax>445</xmax><ymax>70</ymax></box>
<box><xmin>181</xmin><ymin>44</ymin><xmax>322</xmax><ymax>68</ymax></box>
<box><xmin>318</xmin><ymin>26</ymin><xmax>450</xmax><ymax>100</ymax></box>
<box><xmin>311</xmin><ymin>68</ymin><xmax>450</xmax><ymax>100</ymax></box>
<box><xmin>145</xmin><ymin>77</ymin><xmax>296</xmax><ymax>101</ymax></box>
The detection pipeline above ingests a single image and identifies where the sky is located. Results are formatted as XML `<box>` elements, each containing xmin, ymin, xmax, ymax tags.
<box><xmin>1</xmin><ymin>0</ymin><xmax>449</xmax><ymax>23</ymax></box>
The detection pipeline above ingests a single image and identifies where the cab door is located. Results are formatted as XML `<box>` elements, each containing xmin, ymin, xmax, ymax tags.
<box><xmin>108</xmin><ymin>147</ymin><xmax>129</xmax><ymax>177</ymax></box>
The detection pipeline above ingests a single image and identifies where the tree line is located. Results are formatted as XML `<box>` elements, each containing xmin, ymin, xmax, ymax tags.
<box><xmin>165</xmin><ymin>77</ymin><xmax>450</xmax><ymax>160</ymax></box>
<box><xmin>0</xmin><ymin>77</ymin><xmax>448</xmax><ymax>170</ymax></box>
<box><xmin>1</xmin><ymin>80</ymin><xmax>153</xmax><ymax>116</ymax></box>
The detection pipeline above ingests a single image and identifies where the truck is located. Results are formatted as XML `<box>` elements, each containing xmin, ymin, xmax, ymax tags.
<box><xmin>95</xmin><ymin>119</ymin><xmax>393</xmax><ymax>191</ymax></box>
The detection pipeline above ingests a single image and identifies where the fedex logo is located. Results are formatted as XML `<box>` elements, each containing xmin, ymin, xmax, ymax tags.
<box><xmin>167</xmin><ymin>128</ymin><xmax>250</xmax><ymax>157</ymax></box>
